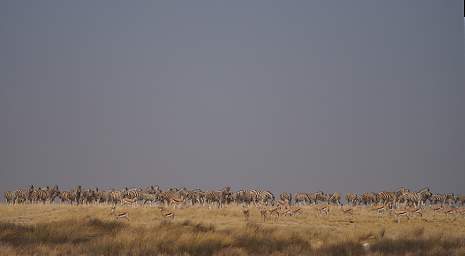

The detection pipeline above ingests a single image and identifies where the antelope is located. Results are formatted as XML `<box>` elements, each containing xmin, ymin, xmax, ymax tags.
<box><xmin>372</xmin><ymin>205</ymin><xmax>387</xmax><ymax>216</ymax></box>
<box><xmin>268</xmin><ymin>206</ymin><xmax>281</xmax><ymax>221</ymax></box>
<box><xmin>111</xmin><ymin>206</ymin><xmax>129</xmax><ymax>221</ymax></box>
<box><xmin>394</xmin><ymin>209</ymin><xmax>409</xmax><ymax>223</ymax></box>
<box><xmin>342</xmin><ymin>207</ymin><xmax>354</xmax><ymax>215</ymax></box>
<box><xmin>259</xmin><ymin>207</ymin><xmax>268</xmax><ymax>222</ymax></box>
<box><xmin>159</xmin><ymin>207</ymin><xmax>175</xmax><ymax>220</ymax></box>
<box><xmin>318</xmin><ymin>205</ymin><xmax>330</xmax><ymax>216</ymax></box>
<box><xmin>407</xmin><ymin>207</ymin><xmax>422</xmax><ymax>218</ymax></box>
<box><xmin>242</xmin><ymin>206</ymin><xmax>250</xmax><ymax>221</ymax></box>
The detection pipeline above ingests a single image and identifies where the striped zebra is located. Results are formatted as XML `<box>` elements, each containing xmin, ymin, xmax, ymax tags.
<box><xmin>110</xmin><ymin>190</ymin><xmax>124</xmax><ymax>205</ymax></box>
<box><xmin>294</xmin><ymin>192</ymin><xmax>310</xmax><ymax>205</ymax></box>
<box><xmin>159</xmin><ymin>189</ymin><xmax>185</xmax><ymax>208</ymax></box>
<box><xmin>234</xmin><ymin>189</ymin><xmax>255</xmax><ymax>205</ymax></box>
<box><xmin>31</xmin><ymin>185</ymin><xmax>60</xmax><ymax>204</ymax></box>
<box><xmin>4</xmin><ymin>191</ymin><xmax>15</xmax><ymax>204</ymax></box>
<box><xmin>14</xmin><ymin>185</ymin><xmax>34</xmax><ymax>204</ymax></box>
<box><xmin>429</xmin><ymin>193</ymin><xmax>455</xmax><ymax>206</ymax></box>
<box><xmin>455</xmin><ymin>195</ymin><xmax>465</xmax><ymax>206</ymax></box>
<box><xmin>377</xmin><ymin>191</ymin><xmax>397</xmax><ymax>208</ymax></box>
<box><xmin>362</xmin><ymin>192</ymin><xmax>377</xmax><ymax>206</ymax></box>
<box><xmin>398</xmin><ymin>187</ymin><xmax>432</xmax><ymax>208</ymax></box>
<box><xmin>185</xmin><ymin>189</ymin><xmax>204</xmax><ymax>206</ymax></box>
<box><xmin>345</xmin><ymin>193</ymin><xmax>360</xmax><ymax>206</ymax></box>
<box><xmin>327</xmin><ymin>192</ymin><xmax>341</xmax><ymax>205</ymax></box>
<box><xmin>205</xmin><ymin>187</ymin><xmax>231</xmax><ymax>208</ymax></box>
<box><xmin>279</xmin><ymin>192</ymin><xmax>292</xmax><ymax>205</ymax></box>
<box><xmin>59</xmin><ymin>190</ymin><xmax>76</xmax><ymax>204</ymax></box>
<box><xmin>255</xmin><ymin>190</ymin><xmax>275</xmax><ymax>206</ymax></box>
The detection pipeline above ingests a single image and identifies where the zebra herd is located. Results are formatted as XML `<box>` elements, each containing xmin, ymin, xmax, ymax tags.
<box><xmin>3</xmin><ymin>185</ymin><xmax>465</xmax><ymax>210</ymax></box>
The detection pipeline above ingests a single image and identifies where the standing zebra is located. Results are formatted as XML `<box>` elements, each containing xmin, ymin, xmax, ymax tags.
<box><xmin>294</xmin><ymin>192</ymin><xmax>310</xmax><ymax>205</ymax></box>
<box><xmin>377</xmin><ymin>191</ymin><xmax>397</xmax><ymax>208</ymax></box>
<box><xmin>14</xmin><ymin>185</ymin><xmax>34</xmax><ymax>204</ymax></box>
<box><xmin>4</xmin><ymin>191</ymin><xmax>15</xmax><ymax>204</ymax></box>
<box><xmin>345</xmin><ymin>193</ymin><xmax>360</xmax><ymax>206</ymax></box>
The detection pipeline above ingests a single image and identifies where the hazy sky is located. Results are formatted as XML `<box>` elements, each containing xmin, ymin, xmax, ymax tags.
<box><xmin>1</xmin><ymin>1</ymin><xmax>464</xmax><ymax>196</ymax></box>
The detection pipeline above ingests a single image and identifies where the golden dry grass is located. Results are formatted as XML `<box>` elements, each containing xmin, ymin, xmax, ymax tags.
<box><xmin>1</xmin><ymin>203</ymin><xmax>465</xmax><ymax>255</ymax></box>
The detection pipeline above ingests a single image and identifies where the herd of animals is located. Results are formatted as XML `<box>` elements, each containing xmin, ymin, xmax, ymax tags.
<box><xmin>3</xmin><ymin>185</ymin><xmax>465</xmax><ymax>222</ymax></box>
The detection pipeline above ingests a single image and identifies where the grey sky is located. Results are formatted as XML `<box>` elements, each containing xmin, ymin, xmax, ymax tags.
<box><xmin>1</xmin><ymin>1</ymin><xmax>464</xmax><ymax>196</ymax></box>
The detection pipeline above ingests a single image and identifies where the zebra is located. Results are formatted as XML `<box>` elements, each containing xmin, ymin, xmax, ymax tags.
<box><xmin>14</xmin><ymin>185</ymin><xmax>34</xmax><ymax>204</ymax></box>
<box><xmin>398</xmin><ymin>187</ymin><xmax>432</xmax><ymax>208</ymax></box>
<box><xmin>429</xmin><ymin>193</ymin><xmax>455</xmax><ymax>207</ymax></box>
<box><xmin>455</xmin><ymin>195</ymin><xmax>465</xmax><ymax>206</ymax></box>
<box><xmin>205</xmin><ymin>187</ymin><xmax>232</xmax><ymax>208</ymax></box>
<box><xmin>234</xmin><ymin>189</ymin><xmax>255</xmax><ymax>206</ymax></box>
<box><xmin>59</xmin><ymin>190</ymin><xmax>76</xmax><ymax>204</ymax></box>
<box><xmin>314</xmin><ymin>191</ymin><xmax>329</xmax><ymax>204</ymax></box>
<box><xmin>185</xmin><ymin>189</ymin><xmax>204</xmax><ymax>206</ymax></box>
<box><xmin>279</xmin><ymin>192</ymin><xmax>292</xmax><ymax>205</ymax></box>
<box><xmin>34</xmin><ymin>185</ymin><xmax>59</xmax><ymax>203</ymax></box>
<box><xmin>345</xmin><ymin>193</ymin><xmax>360</xmax><ymax>206</ymax></box>
<box><xmin>110</xmin><ymin>190</ymin><xmax>124</xmax><ymax>205</ymax></box>
<box><xmin>159</xmin><ymin>189</ymin><xmax>185</xmax><ymax>208</ymax></box>
<box><xmin>362</xmin><ymin>192</ymin><xmax>377</xmax><ymax>206</ymax></box>
<box><xmin>327</xmin><ymin>192</ymin><xmax>341</xmax><ymax>205</ymax></box>
<box><xmin>4</xmin><ymin>191</ymin><xmax>15</xmax><ymax>204</ymax></box>
<box><xmin>377</xmin><ymin>191</ymin><xmax>397</xmax><ymax>208</ymax></box>
<box><xmin>294</xmin><ymin>192</ymin><xmax>310</xmax><ymax>205</ymax></box>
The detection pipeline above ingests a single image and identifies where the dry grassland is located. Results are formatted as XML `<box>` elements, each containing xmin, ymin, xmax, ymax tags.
<box><xmin>1</xmin><ymin>204</ymin><xmax>465</xmax><ymax>255</ymax></box>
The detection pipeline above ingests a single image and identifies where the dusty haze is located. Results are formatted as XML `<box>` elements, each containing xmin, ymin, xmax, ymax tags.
<box><xmin>1</xmin><ymin>1</ymin><xmax>464</xmax><ymax>196</ymax></box>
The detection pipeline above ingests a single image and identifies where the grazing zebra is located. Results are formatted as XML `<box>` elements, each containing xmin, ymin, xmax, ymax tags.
<box><xmin>14</xmin><ymin>185</ymin><xmax>34</xmax><ymax>204</ymax></box>
<box><xmin>73</xmin><ymin>186</ymin><xmax>83</xmax><ymax>205</ymax></box>
<box><xmin>362</xmin><ymin>192</ymin><xmax>377</xmax><ymax>206</ymax></box>
<box><xmin>455</xmin><ymin>195</ymin><xmax>465</xmax><ymax>206</ymax></box>
<box><xmin>345</xmin><ymin>193</ymin><xmax>359</xmax><ymax>206</ymax></box>
<box><xmin>124</xmin><ymin>187</ymin><xmax>143</xmax><ymax>200</ymax></box>
<box><xmin>59</xmin><ymin>191</ymin><xmax>75</xmax><ymax>204</ymax></box>
<box><xmin>294</xmin><ymin>192</ymin><xmax>309</xmax><ymax>205</ymax></box>
<box><xmin>398</xmin><ymin>187</ymin><xmax>432</xmax><ymax>208</ymax></box>
<box><xmin>110</xmin><ymin>190</ymin><xmax>124</xmax><ymax>205</ymax></box>
<box><xmin>250</xmin><ymin>190</ymin><xmax>275</xmax><ymax>206</ymax></box>
<box><xmin>235</xmin><ymin>189</ymin><xmax>256</xmax><ymax>206</ymax></box>
<box><xmin>327</xmin><ymin>192</ymin><xmax>341</xmax><ymax>205</ymax></box>
<box><xmin>31</xmin><ymin>185</ymin><xmax>60</xmax><ymax>204</ymax></box>
<box><xmin>279</xmin><ymin>192</ymin><xmax>292</xmax><ymax>205</ymax></box>
<box><xmin>160</xmin><ymin>190</ymin><xmax>185</xmax><ymax>208</ymax></box>
<box><xmin>4</xmin><ymin>191</ymin><xmax>15</xmax><ymax>204</ymax></box>
<box><xmin>429</xmin><ymin>193</ymin><xmax>455</xmax><ymax>206</ymax></box>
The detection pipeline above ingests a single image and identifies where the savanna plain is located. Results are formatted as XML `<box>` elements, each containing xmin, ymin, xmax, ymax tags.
<box><xmin>1</xmin><ymin>204</ymin><xmax>465</xmax><ymax>256</ymax></box>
